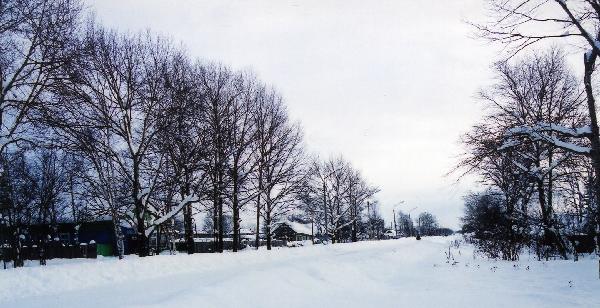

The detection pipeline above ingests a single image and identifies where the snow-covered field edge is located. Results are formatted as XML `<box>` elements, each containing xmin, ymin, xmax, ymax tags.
<box><xmin>1</xmin><ymin>236</ymin><xmax>599</xmax><ymax>308</ymax></box>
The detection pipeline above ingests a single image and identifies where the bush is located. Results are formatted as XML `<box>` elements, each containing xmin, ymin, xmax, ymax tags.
<box><xmin>461</xmin><ymin>191</ymin><xmax>527</xmax><ymax>260</ymax></box>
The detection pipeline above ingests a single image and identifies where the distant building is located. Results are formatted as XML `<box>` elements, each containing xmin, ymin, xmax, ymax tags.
<box><xmin>237</xmin><ymin>228</ymin><xmax>256</xmax><ymax>241</ymax></box>
<box><xmin>272</xmin><ymin>221</ymin><xmax>313</xmax><ymax>242</ymax></box>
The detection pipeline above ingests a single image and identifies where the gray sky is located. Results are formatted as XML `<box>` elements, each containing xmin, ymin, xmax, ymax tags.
<box><xmin>87</xmin><ymin>0</ymin><xmax>499</xmax><ymax>229</ymax></box>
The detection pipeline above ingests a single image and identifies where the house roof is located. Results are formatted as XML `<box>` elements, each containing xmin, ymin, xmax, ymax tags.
<box><xmin>275</xmin><ymin>221</ymin><xmax>312</xmax><ymax>236</ymax></box>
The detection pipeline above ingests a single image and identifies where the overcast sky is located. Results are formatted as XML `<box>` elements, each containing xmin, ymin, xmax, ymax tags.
<box><xmin>87</xmin><ymin>0</ymin><xmax>500</xmax><ymax>229</ymax></box>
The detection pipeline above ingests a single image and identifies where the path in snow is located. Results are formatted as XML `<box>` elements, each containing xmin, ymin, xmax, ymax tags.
<box><xmin>1</xmin><ymin>236</ymin><xmax>599</xmax><ymax>307</ymax></box>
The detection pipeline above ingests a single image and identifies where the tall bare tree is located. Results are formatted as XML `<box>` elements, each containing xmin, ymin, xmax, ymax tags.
<box><xmin>44</xmin><ymin>25</ymin><xmax>173</xmax><ymax>256</ymax></box>
<box><xmin>457</xmin><ymin>49</ymin><xmax>588</xmax><ymax>259</ymax></box>
<box><xmin>252</xmin><ymin>90</ymin><xmax>305</xmax><ymax>250</ymax></box>
<box><xmin>154</xmin><ymin>52</ymin><xmax>208</xmax><ymax>254</ymax></box>
<box><xmin>474</xmin><ymin>0</ymin><xmax>600</xmax><ymax>255</ymax></box>
<box><xmin>200</xmin><ymin>64</ymin><xmax>238</xmax><ymax>253</ymax></box>
<box><xmin>227</xmin><ymin>73</ymin><xmax>259</xmax><ymax>252</ymax></box>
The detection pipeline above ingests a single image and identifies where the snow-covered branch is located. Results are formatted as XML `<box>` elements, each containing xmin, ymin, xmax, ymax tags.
<box><xmin>145</xmin><ymin>194</ymin><xmax>199</xmax><ymax>237</ymax></box>
<box><xmin>500</xmin><ymin>123</ymin><xmax>592</xmax><ymax>155</ymax></box>
<box><xmin>507</xmin><ymin>123</ymin><xmax>591</xmax><ymax>138</ymax></box>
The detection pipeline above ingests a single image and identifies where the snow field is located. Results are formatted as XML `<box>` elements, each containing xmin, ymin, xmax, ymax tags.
<box><xmin>1</xmin><ymin>236</ymin><xmax>599</xmax><ymax>307</ymax></box>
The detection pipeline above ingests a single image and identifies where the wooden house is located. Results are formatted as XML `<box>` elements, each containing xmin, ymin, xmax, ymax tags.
<box><xmin>272</xmin><ymin>221</ymin><xmax>313</xmax><ymax>242</ymax></box>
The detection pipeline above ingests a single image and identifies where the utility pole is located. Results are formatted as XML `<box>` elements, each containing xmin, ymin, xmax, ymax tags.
<box><xmin>392</xmin><ymin>200</ymin><xmax>405</xmax><ymax>237</ymax></box>
<box><xmin>408</xmin><ymin>206</ymin><xmax>417</xmax><ymax>237</ymax></box>
<box><xmin>393</xmin><ymin>208</ymin><xmax>397</xmax><ymax>235</ymax></box>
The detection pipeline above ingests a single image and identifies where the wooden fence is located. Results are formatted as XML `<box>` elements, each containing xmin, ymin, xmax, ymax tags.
<box><xmin>1</xmin><ymin>242</ymin><xmax>97</xmax><ymax>269</ymax></box>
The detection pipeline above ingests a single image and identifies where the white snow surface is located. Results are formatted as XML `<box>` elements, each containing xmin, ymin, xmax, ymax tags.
<box><xmin>1</xmin><ymin>236</ymin><xmax>599</xmax><ymax>307</ymax></box>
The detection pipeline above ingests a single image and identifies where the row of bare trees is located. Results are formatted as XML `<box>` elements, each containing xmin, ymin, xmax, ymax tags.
<box><xmin>0</xmin><ymin>0</ymin><xmax>381</xmax><ymax>266</ymax></box>
<box><xmin>0</xmin><ymin>0</ymin><xmax>84</xmax><ymax>266</ymax></box>
<box><xmin>300</xmin><ymin>156</ymin><xmax>379</xmax><ymax>243</ymax></box>
<box><xmin>458</xmin><ymin>0</ymin><xmax>600</xmax><ymax>260</ymax></box>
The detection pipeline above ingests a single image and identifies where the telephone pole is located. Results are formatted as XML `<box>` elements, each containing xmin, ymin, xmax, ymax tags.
<box><xmin>393</xmin><ymin>208</ymin><xmax>397</xmax><ymax>235</ymax></box>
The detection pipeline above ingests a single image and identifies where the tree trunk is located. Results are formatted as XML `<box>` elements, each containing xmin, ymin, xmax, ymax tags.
<box><xmin>182</xmin><ymin>182</ymin><xmax>194</xmax><ymax>254</ymax></box>
<box><xmin>233</xmin><ymin>197</ymin><xmax>240</xmax><ymax>252</ymax></box>
<box><xmin>583</xmin><ymin>51</ymin><xmax>600</xmax><ymax>257</ymax></box>
<box><xmin>112</xmin><ymin>216</ymin><xmax>124</xmax><ymax>259</ymax></box>
<box><xmin>322</xmin><ymin>183</ymin><xmax>328</xmax><ymax>241</ymax></box>
<box><xmin>255</xmin><ymin>168</ymin><xmax>263</xmax><ymax>250</ymax></box>
<box><xmin>537</xmin><ymin>178</ymin><xmax>550</xmax><ymax>259</ymax></box>
<box><xmin>233</xmin><ymin>208</ymin><xmax>240</xmax><ymax>252</ymax></box>
<box><xmin>133</xmin><ymin>160</ymin><xmax>148</xmax><ymax>257</ymax></box>
<box><xmin>255</xmin><ymin>197</ymin><xmax>260</xmax><ymax>250</ymax></box>
<box><xmin>232</xmin><ymin>172</ymin><xmax>240</xmax><ymax>252</ymax></box>
<box><xmin>183</xmin><ymin>202</ymin><xmax>194</xmax><ymax>254</ymax></box>
<box><xmin>311</xmin><ymin>217</ymin><xmax>315</xmax><ymax>244</ymax></box>
<box><xmin>351</xmin><ymin>193</ymin><xmax>357</xmax><ymax>242</ymax></box>
<box><xmin>69</xmin><ymin>174</ymin><xmax>77</xmax><ymax>223</ymax></box>
<box><xmin>537</xmin><ymin>177</ymin><xmax>567</xmax><ymax>260</ymax></box>
<box><xmin>156</xmin><ymin>225</ymin><xmax>161</xmax><ymax>254</ymax></box>
<box><xmin>265</xmin><ymin>218</ymin><xmax>271</xmax><ymax>250</ymax></box>
<box><xmin>212</xmin><ymin>184</ymin><xmax>218</xmax><ymax>252</ymax></box>
<box><xmin>218</xmin><ymin>189</ymin><xmax>224</xmax><ymax>253</ymax></box>
<box><xmin>134</xmin><ymin>196</ymin><xmax>149</xmax><ymax>257</ymax></box>
<box><xmin>266</xmin><ymin>196</ymin><xmax>272</xmax><ymax>250</ymax></box>
<box><xmin>351</xmin><ymin>218</ymin><xmax>358</xmax><ymax>242</ymax></box>
<box><xmin>13</xmin><ymin>226</ymin><xmax>24</xmax><ymax>268</ymax></box>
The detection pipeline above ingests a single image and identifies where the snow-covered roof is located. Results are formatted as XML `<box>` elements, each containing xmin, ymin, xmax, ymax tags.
<box><xmin>289</xmin><ymin>222</ymin><xmax>312</xmax><ymax>235</ymax></box>
<box><xmin>275</xmin><ymin>221</ymin><xmax>312</xmax><ymax>235</ymax></box>
<box><xmin>239</xmin><ymin>228</ymin><xmax>254</xmax><ymax>235</ymax></box>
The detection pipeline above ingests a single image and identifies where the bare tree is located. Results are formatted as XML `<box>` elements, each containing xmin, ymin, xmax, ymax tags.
<box><xmin>416</xmin><ymin>212</ymin><xmax>438</xmax><ymax>236</ymax></box>
<box><xmin>457</xmin><ymin>49</ymin><xmax>588</xmax><ymax>259</ymax></box>
<box><xmin>252</xmin><ymin>90</ymin><xmax>306</xmax><ymax>250</ymax></box>
<box><xmin>346</xmin><ymin>168</ymin><xmax>378</xmax><ymax>242</ymax></box>
<box><xmin>227</xmin><ymin>73</ymin><xmax>259</xmax><ymax>252</ymax></box>
<box><xmin>474</xmin><ymin>0</ymin><xmax>600</xmax><ymax>255</ymax></box>
<box><xmin>0</xmin><ymin>0</ymin><xmax>81</xmax><ymax>152</ymax></box>
<box><xmin>323</xmin><ymin>157</ymin><xmax>353</xmax><ymax>243</ymax></box>
<box><xmin>297</xmin><ymin>157</ymin><xmax>329</xmax><ymax>241</ymax></box>
<box><xmin>0</xmin><ymin>151</ymin><xmax>37</xmax><ymax>267</ymax></box>
<box><xmin>301</xmin><ymin>155</ymin><xmax>378</xmax><ymax>243</ymax></box>
<box><xmin>44</xmin><ymin>25</ymin><xmax>174</xmax><ymax>257</ymax></box>
<box><xmin>154</xmin><ymin>52</ymin><xmax>208</xmax><ymax>254</ymax></box>
<box><xmin>199</xmin><ymin>64</ymin><xmax>238</xmax><ymax>253</ymax></box>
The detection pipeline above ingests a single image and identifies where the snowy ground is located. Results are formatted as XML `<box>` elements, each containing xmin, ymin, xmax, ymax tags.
<box><xmin>1</xmin><ymin>236</ymin><xmax>599</xmax><ymax>308</ymax></box>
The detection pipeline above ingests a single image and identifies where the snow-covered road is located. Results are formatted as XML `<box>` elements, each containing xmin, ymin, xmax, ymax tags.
<box><xmin>1</xmin><ymin>236</ymin><xmax>599</xmax><ymax>307</ymax></box>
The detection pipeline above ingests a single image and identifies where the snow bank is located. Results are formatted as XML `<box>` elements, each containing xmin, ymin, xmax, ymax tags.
<box><xmin>1</xmin><ymin>236</ymin><xmax>598</xmax><ymax>307</ymax></box>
